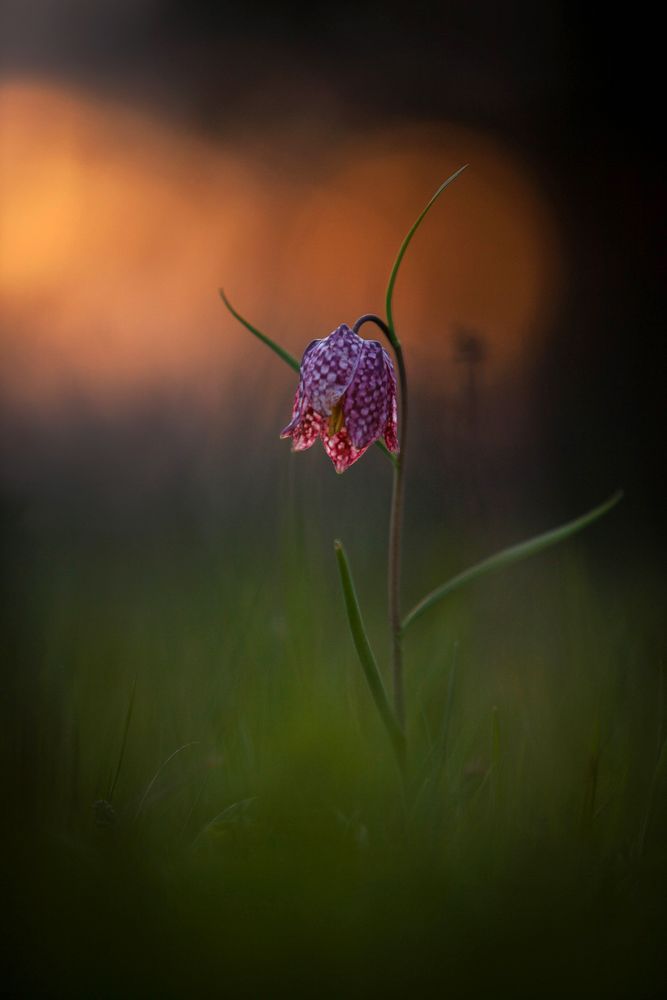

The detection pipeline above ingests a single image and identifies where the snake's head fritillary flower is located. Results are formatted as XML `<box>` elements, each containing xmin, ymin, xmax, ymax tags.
<box><xmin>280</xmin><ymin>324</ymin><xmax>399</xmax><ymax>473</ymax></box>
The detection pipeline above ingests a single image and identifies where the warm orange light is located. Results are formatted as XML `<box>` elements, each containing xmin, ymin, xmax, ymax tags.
<box><xmin>0</xmin><ymin>80</ymin><xmax>561</xmax><ymax>413</ymax></box>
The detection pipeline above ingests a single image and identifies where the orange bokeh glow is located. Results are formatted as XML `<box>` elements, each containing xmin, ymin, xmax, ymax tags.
<box><xmin>0</xmin><ymin>81</ymin><xmax>562</xmax><ymax>411</ymax></box>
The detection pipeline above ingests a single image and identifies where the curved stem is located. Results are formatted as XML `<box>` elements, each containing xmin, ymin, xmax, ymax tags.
<box><xmin>352</xmin><ymin>314</ymin><xmax>393</xmax><ymax>343</ymax></box>
<box><xmin>353</xmin><ymin>313</ymin><xmax>408</xmax><ymax>731</ymax></box>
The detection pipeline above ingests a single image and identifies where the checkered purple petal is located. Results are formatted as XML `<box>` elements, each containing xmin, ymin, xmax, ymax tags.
<box><xmin>280</xmin><ymin>324</ymin><xmax>399</xmax><ymax>472</ymax></box>
<box><xmin>322</xmin><ymin>427</ymin><xmax>371</xmax><ymax>473</ymax></box>
<box><xmin>342</xmin><ymin>339</ymin><xmax>391</xmax><ymax>450</ymax></box>
<box><xmin>383</xmin><ymin>353</ymin><xmax>399</xmax><ymax>453</ymax></box>
<box><xmin>301</xmin><ymin>325</ymin><xmax>363</xmax><ymax>416</ymax></box>
<box><xmin>279</xmin><ymin>339</ymin><xmax>322</xmax><ymax>439</ymax></box>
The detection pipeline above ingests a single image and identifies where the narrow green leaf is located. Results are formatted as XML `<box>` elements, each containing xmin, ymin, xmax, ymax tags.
<box><xmin>581</xmin><ymin>716</ymin><xmax>601</xmax><ymax>835</ymax></box>
<box><xmin>190</xmin><ymin>797</ymin><xmax>258</xmax><ymax>849</ymax></box>
<box><xmin>107</xmin><ymin>672</ymin><xmax>137</xmax><ymax>803</ymax></box>
<box><xmin>385</xmin><ymin>164</ymin><xmax>468</xmax><ymax>343</ymax></box>
<box><xmin>638</xmin><ymin>735</ymin><xmax>667</xmax><ymax>857</ymax></box>
<box><xmin>402</xmin><ymin>490</ymin><xmax>623</xmax><ymax>633</ymax></box>
<box><xmin>437</xmin><ymin>644</ymin><xmax>458</xmax><ymax>774</ymax></box>
<box><xmin>219</xmin><ymin>288</ymin><xmax>300</xmax><ymax>371</ymax></box>
<box><xmin>134</xmin><ymin>741</ymin><xmax>201</xmax><ymax>821</ymax></box>
<box><xmin>374</xmin><ymin>439</ymin><xmax>399</xmax><ymax>468</ymax></box>
<box><xmin>220</xmin><ymin>288</ymin><xmax>397</xmax><ymax>467</ymax></box>
<box><xmin>490</xmin><ymin>705</ymin><xmax>502</xmax><ymax>814</ymax></box>
<box><xmin>334</xmin><ymin>540</ymin><xmax>405</xmax><ymax>765</ymax></box>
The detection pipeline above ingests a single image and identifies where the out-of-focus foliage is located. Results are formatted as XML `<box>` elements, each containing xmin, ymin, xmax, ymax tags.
<box><xmin>3</xmin><ymin>453</ymin><xmax>665</xmax><ymax>996</ymax></box>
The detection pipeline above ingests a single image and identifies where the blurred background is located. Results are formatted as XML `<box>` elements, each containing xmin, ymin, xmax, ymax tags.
<box><xmin>1</xmin><ymin>2</ymin><xmax>664</xmax><ymax>995</ymax></box>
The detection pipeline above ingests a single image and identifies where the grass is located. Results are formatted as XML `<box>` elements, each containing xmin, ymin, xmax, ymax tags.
<box><xmin>3</xmin><ymin>457</ymin><xmax>666</xmax><ymax>998</ymax></box>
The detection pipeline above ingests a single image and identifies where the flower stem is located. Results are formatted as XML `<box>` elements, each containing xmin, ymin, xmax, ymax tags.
<box><xmin>388</xmin><ymin>344</ymin><xmax>408</xmax><ymax>730</ymax></box>
<box><xmin>353</xmin><ymin>314</ymin><xmax>408</xmax><ymax>732</ymax></box>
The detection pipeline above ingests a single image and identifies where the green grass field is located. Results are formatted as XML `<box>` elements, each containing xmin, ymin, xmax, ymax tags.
<box><xmin>4</xmin><ymin>450</ymin><xmax>665</xmax><ymax>997</ymax></box>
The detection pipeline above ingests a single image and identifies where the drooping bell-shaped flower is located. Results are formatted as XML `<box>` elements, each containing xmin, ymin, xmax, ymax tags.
<box><xmin>280</xmin><ymin>324</ymin><xmax>399</xmax><ymax>473</ymax></box>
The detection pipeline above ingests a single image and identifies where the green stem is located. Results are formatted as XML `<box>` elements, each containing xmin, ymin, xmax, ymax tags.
<box><xmin>353</xmin><ymin>314</ymin><xmax>408</xmax><ymax>731</ymax></box>
<box><xmin>388</xmin><ymin>345</ymin><xmax>408</xmax><ymax>730</ymax></box>
<box><xmin>378</xmin><ymin>166</ymin><xmax>467</xmax><ymax>732</ymax></box>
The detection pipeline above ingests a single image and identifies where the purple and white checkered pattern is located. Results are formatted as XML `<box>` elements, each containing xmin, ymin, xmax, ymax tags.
<box><xmin>280</xmin><ymin>324</ymin><xmax>399</xmax><ymax>473</ymax></box>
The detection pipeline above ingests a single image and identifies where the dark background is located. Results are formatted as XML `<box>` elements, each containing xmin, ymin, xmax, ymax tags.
<box><xmin>1</xmin><ymin>4</ymin><xmax>665</xmax><ymax>996</ymax></box>
<box><xmin>1</xmin><ymin>0</ymin><xmax>662</xmax><ymax>532</ymax></box>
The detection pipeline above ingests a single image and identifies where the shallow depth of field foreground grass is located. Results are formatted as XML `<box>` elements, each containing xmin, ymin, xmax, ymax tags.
<box><xmin>4</xmin><ymin>465</ymin><xmax>666</xmax><ymax>998</ymax></box>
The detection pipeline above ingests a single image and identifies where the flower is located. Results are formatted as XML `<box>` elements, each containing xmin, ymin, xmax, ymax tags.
<box><xmin>280</xmin><ymin>324</ymin><xmax>399</xmax><ymax>473</ymax></box>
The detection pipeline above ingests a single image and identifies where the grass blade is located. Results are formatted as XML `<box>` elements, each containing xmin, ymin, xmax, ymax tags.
<box><xmin>581</xmin><ymin>716</ymin><xmax>601</xmax><ymax>836</ymax></box>
<box><xmin>439</xmin><ymin>644</ymin><xmax>458</xmax><ymax>770</ymax></box>
<box><xmin>402</xmin><ymin>490</ymin><xmax>623</xmax><ymax>632</ymax></box>
<box><xmin>107</xmin><ymin>672</ymin><xmax>137</xmax><ymax>803</ymax></box>
<box><xmin>134</xmin><ymin>741</ymin><xmax>201</xmax><ymax>821</ymax></box>
<box><xmin>638</xmin><ymin>731</ymin><xmax>667</xmax><ymax>857</ymax></box>
<box><xmin>334</xmin><ymin>540</ymin><xmax>405</xmax><ymax>766</ymax></box>
<box><xmin>190</xmin><ymin>797</ymin><xmax>258</xmax><ymax>849</ymax></box>
<box><xmin>490</xmin><ymin>705</ymin><xmax>502</xmax><ymax>817</ymax></box>
<box><xmin>385</xmin><ymin>165</ymin><xmax>468</xmax><ymax>343</ymax></box>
